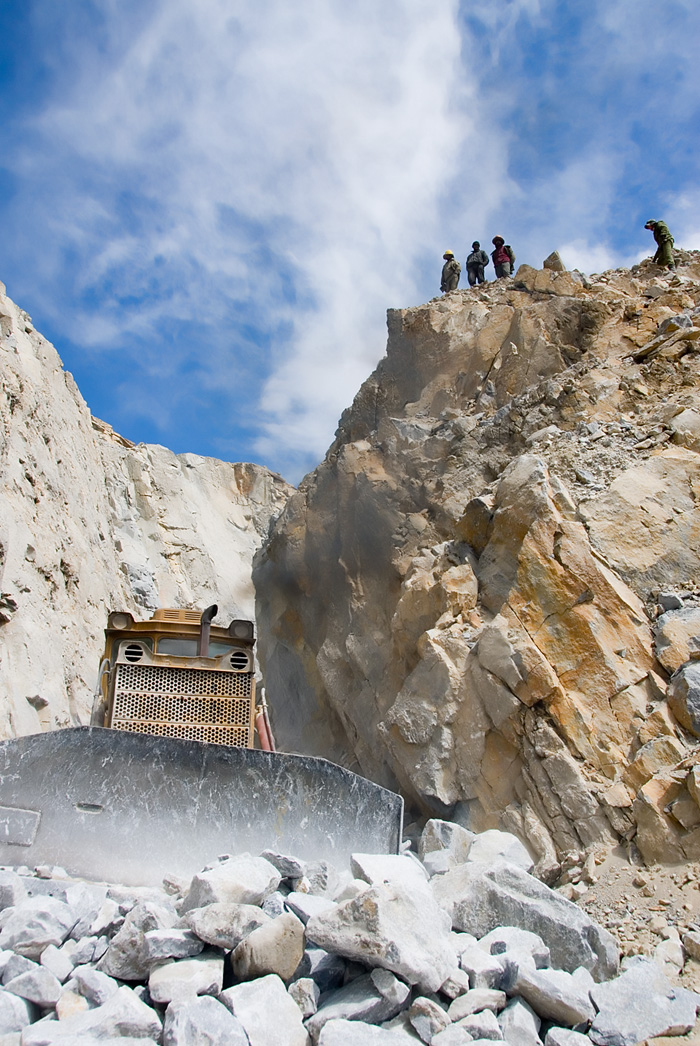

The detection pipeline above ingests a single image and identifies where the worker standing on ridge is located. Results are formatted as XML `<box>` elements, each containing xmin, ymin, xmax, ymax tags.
<box><xmin>466</xmin><ymin>241</ymin><xmax>489</xmax><ymax>286</ymax></box>
<box><xmin>644</xmin><ymin>219</ymin><xmax>676</xmax><ymax>270</ymax></box>
<box><xmin>492</xmin><ymin>236</ymin><xmax>515</xmax><ymax>278</ymax></box>
<box><xmin>441</xmin><ymin>250</ymin><xmax>461</xmax><ymax>293</ymax></box>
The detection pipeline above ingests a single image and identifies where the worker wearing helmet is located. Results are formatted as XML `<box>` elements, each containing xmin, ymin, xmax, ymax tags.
<box><xmin>644</xmin><ymin>220</ymin><xmax>675</xmax><ymax>270</ymax></box>
<box><xmin>491</xmin><ymin>236</ymin><xmax>515</xmax><ymax>278</ymax></box>
<box><xmin>466</xmin><ymin>242</ymin><xmax>489</xmax><ymax>286</ymax></box>
<box><xmin>441</xmin><ymin>250</ymin><xmax>461</xmax><ymax>293</ymax></box>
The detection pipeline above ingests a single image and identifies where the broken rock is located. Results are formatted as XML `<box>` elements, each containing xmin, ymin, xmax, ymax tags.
<box><xmin>184</xmin><ymin>901</ymin><xmax>270</xmax><ymax>949</ymax></box>
<box><xmin>432</xmin><ymin>859</ymin><xmax>618</xmax><ymax>980</ymax></box>
<box><xmin>667</xmin><ymin>661</ymin><xmax>700</xmax><ymax>736</ymax></box>
<box><xmin>220</xmin><ymin>973</ymin><xmax>310</xmax><ymax>1046</ymax></box>
<box><xmin>148</xmin><ymin>951</ymin><xmax>224</xmax><ymax>1004</ymax></box>
<box><xmin>232</xmin><ymin>910</ymin><xmax>305</xmax><ymax>981</ymax></box>
<box><xmin>180</xmin><ymin>854</ymin><xmax>281</xmax><ymax>912</ymax></box>
<box><xmin>163</xmin><ymin>996</ymin><xmax>249</xmax><ymax>1046</ymax></box>
<box><xmin>511</xmin><ymin>964</ymin><xmax>595</xmax><ymax>1025</ymax></box>
<box><xmin>0</xmin><ymin>899</ymin><xmax>76</xmax><ymax>960</ymax></box>
<box><xmin>305</xmin><ymin>969</ymin><xmax>410</xmax><ymax>1042</ymax></box>
<box><xmin>306</xmin><ymin>880</ymin><xmax>455</xmax><ymax>993</ymax></box>
<box><xmin>589</xmin><ymin>956</ymin><xmax>699</xmax><ymax>1046</ymax></box>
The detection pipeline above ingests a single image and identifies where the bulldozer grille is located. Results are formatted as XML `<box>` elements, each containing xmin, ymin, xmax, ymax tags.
<box><xmin>111</xmin><ymin>664</ymin><xmax>254</xmax><ymax>747</ymax></box>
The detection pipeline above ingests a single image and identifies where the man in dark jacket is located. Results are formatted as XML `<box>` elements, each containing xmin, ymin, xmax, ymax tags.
<box><xmin>466</xmin><ymin>242</ymin><xmax>489</xmax><ymax>285</ymax></box>
<box><xmin>441</xmin><ymin>250</ymin><xmax>461</xmax><ymax>293</ymax></box>
<box><xmin>644</xmin><ymin>220</ymin><xmax>675</xmax><ymax>270</ymax></box>
<box><xmin>491</xmin><ymin>236</ymin><xmax>515</xmax><ymax>278</ymax></box>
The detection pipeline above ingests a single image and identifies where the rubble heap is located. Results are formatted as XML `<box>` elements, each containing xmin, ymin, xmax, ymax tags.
<box><xmin>0</xmin><ymin>826</ymin><xmax>698</xmax><ymax>1045</ymax></box>
<box><xmin>254</xmin><ymin>252</ymin><xmax>700</xmax><ymax>876</ymax></box>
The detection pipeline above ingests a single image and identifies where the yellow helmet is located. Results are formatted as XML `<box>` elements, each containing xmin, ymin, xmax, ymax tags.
<box><xmin>443</xmin><ymin>250</ymin><xmax>455</xmax><ymax>257</ymax></box>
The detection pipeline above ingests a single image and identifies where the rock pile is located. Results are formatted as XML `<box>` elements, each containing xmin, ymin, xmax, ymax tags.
<box><xmin>254</xmin><ymin>252</ymin><xmax>700</xmax><ymax>875</ymax></box>
<box><xmin>0</xmin><ymin>825</ymin><xmax>697</xmax><ymax>1045</ymax></box>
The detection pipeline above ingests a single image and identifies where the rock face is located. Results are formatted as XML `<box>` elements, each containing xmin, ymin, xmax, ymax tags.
<box><xmin>254</xmin><ymin>253</ymin><xmax>700</xmax><ymax>867</ymax></box>
<box><xmin>0</xmin><ymin>279</ymin><xmax>292</xmax><ymax>737</ymax></box>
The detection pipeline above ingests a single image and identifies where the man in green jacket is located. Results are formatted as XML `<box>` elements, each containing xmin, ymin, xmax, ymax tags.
<box><xmin>644</xmin><ymin>220</ymin><xmax>675</xmax><ymax>270</ymax></box>
<box><xmin>441</xmin><ymin>250</ymin><xmax>461</xmax><ymax>293</ymax></box>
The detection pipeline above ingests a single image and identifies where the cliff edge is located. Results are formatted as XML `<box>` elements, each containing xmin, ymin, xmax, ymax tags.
<box><xmin>255</xmin><ymin>251</ymin><xmax>700</xmax><ymax>873</ymax></box>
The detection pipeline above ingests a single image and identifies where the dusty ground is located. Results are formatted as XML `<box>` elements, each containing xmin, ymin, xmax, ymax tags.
<box><xmin>566</xmin><ymin>846</ymin><xmax>700</xmax><ymax>1044</ymax></box>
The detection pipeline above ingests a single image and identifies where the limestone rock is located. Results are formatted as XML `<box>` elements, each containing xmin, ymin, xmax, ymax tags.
<box><xmin>38</xmin><ymin>946</ymin><xmax>73</xmax><ymax>984</ymax></box>
<box><xmin>260</xmin><ymin>851</ymin><xmax>306</xmax><ymax>880</ymax></box>
<box><xmin>71</xmin><ymin>965</ymin><xmax>119</xmax><ymax>1006</ymax></box>
<box><xmin>456</xmin><ymin>944</ymin><xmax>505</xmax><ymax>990</ymax></box>
<box><xmin>350</xmin><ymin>853</ymin><xmax>428</xmax><ymax>891</ymax></box>
<box><xmin>143</xmin><ymin>927</ymin><xmax>204</xmax><ymax>961</ymax></box>
<box><xmin>0</xmin><ymin>990</ymin><xmax>34</xmax><ymax>1035</ymax></box>
<box><xmin>96</xmin><ymin>901</ymin><xmax>176</xmax><ymax>980</ymax></box>
<box><xmin>418</xmin><ymin>820</ymin><xmax>475</xmax><ymax>870</ymax></box>
<box><xmin>511</xmin><ymin>964</ymin><xmax>595</xmax><ymax>1025</ymax></box>
<box><xmin>407</xmin><ymin>996</ymin><xmax>450</xmax><ymax>1043</ymax></box>
<box><xmin>432</xmin><ymin>859</ymin><xmax>618</xmax><ymax>980</ymax></box>
<box><xmin>447</xmin><ymin>987</ymin><xmax>506</xmax><ymax>1021</ymax></box>
<box><xmin>181</xmin><ymin>854</ymin><xmax>281</xmax><ymax>911</ymax></box>
<box><xmin>289</xmin><ymin>977</ymin><xmax>320</xmax><ymax>1018</ymax></box>
<box><xmin>219</xmin><ymin>973</ymin><xmax>310</xmax><ymax>1046</ymax></box>
<box><xmin>3</xmin><ymin>966</ymin><xmax>60</xmax><ymax>1008</ymax></box>
<box><xmin>148</xmin><ymin>951</ymin><xmax>224</xmax><ymax>1004</ymax></box>
<box><xmin>438</xmin><ymin>967</ymin><xmax>471</xmax><ymax>999</ymax></box>
<box><xmin>668</xmin><ymin>661</ymin><xmax>700</xmax><ymax>736</ymax></box>
<box><xmin>431</xmin><ymin>1028</ymin><xmax>473</xmax><ymax>1046</ymax></box>
<box><xmin>305</xmin><ymin>880</ymin><xmax>455</xmax><ymax>993</ymax></box>
<box><xmin>184</xmin><ymin>901</ymin><xmax>271</xmax><ymax>949</ymax></box>
<box><xmin>455</xmin><ymin>1008</ymin><xmax>502</xmax><ymax>1039</ymax></box>
<box><xmin>0</xmin><ymin>899</ymin><xmax>76</xmax><ymax>959</ymax></box>
<box><xmin>294</xmin><ymin>946</ymin><xmax>347</xmax><ymax>993</ymax></box>
<box><xmin>545</xmin><ymin>1031</ymin><xmax>590</xmax><ymax>1046</ymax></box>
<box><xmin>589</xmin><ymin>957</ymin><xmax>699</xmax><ymax>1045</ymax></box>
<box><xmin>231</xmin><ymin>910</ymin><xmax>305</xmax><ymax>981</ymax></box>
<box><xmin>0</xmin><ymin>875</ymin><xmax>26</xmax><ymax>913</ymax></box>
<box><xmin>498</xmin><ymin>996</ymin><xmax>541</xmax><ymax>1046</ymax></box>
<box><xmin>543</xmin><ymin>251</ymin><xmax>566</xmax><ymax>272</ymax></box>
<box><xmin>163</xmin><ymin>996</ymin><xmax>249</xmax><ymax>1046</ymax></box>
<box><xmin>317</xmin><ymin>1019</ymin><xmax>412</xmax><ymax>1044</ymax></box>
<box><xmin>671</xmin><ymin>407</ymin><xmax>700</xmax><ymax>451</ymax></box>
<box><xmin>477</xmin><ymin>926</ymin><xmax>550</xmax><ymax>967</ymax></box>
<box><xmin>20</xmin><ymin>984</ymin><xmax>161</xmax><ymax>1043</ymax></box>
<box><xmin>305</xmin><ymin>970</ymin><xmax>410</xmax><ymax>1041</ymax></box>
<box><xmin>285</xmin><ymin>893</ymin><xmax>337</xmax><ymax>925</ymax></box>
<box><xmin>462</xmin><ymin>829</ymin><xmax>533</xmax><ymax>873</ymax></box>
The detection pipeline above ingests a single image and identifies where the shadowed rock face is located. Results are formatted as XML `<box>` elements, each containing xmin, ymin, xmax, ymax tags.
<box><xmin>0</xmin><ymin>280</ymin><xmax>293</xmax><ymax>736</ymax></box>
<box><xmin>255</xmin><ymin>253</ymin><xmax>700</xmax><ymax>870</ymax></box>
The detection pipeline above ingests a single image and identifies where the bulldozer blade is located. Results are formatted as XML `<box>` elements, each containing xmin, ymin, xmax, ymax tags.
<box><xmin>0</xmin><ymin>728</ymin><xmax>403</xmax><ymax>886</ymax></box>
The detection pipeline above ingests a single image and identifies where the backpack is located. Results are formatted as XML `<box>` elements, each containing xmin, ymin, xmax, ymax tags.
<box><xmin>505</xmin><ymin>245</ymin><xmax>515</xmax><ymax>264</ymax></box>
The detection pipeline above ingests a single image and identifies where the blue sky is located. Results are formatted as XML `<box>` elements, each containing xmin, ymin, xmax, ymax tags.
<box><xmin>1</xmin><ymin>1</ymin><xmax>699</xmax><ymax>483</ymax></box>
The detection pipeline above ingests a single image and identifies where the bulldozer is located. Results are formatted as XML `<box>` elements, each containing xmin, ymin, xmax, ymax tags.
<box><xmin>0</xmin><ymin>606</ymin><xmax>403</xmax><ymax>885</ymax></box>
<box><xmin>92</xmin><ymin>606</ymin><xmax>269</xmax><ymax>750</ymax></box>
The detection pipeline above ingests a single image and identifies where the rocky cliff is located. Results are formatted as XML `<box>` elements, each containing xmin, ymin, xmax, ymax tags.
<box><xmin>255</xmin><ymin>251</ymin><xmax>700</xmax><ymax>872</ymax></box>
<box><xmin>0</xmin><ymin>280</ymin><xmax>292</xmax><ymax>738</ymax></box>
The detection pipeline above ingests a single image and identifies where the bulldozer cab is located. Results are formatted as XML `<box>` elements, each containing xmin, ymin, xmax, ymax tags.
<box><xmin>95</xmin><ymin>606</ymin><xmax>257</xmax><ymax>747</ymax></box>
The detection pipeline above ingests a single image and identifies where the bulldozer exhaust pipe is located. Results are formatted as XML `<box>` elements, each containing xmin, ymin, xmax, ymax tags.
<box><xmin>198</xmin><ymin>604</ymin><xmax>218</xmax><ymax>657</ymax></box>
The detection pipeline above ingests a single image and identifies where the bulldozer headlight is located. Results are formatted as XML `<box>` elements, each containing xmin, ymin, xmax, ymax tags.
<box><xmin>228</xmin><ymin>619</ymin><xmax>254</xmax><ymax>642</ymax></box>
<box><xmin>108</xmin><ymin>611</ymin><xmax>135</xmax><ymax>631</ymax></box>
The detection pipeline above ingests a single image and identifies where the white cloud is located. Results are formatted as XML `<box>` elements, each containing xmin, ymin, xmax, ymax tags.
<box><xmin>6</xmin><ymin>0</ymin><xmax>699</xmax><ymax>480</ymax></box>
<box><xmin>9</xmin><ymin>0</ymin><xmax>490</xmax><ymax>479</ymax></box>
